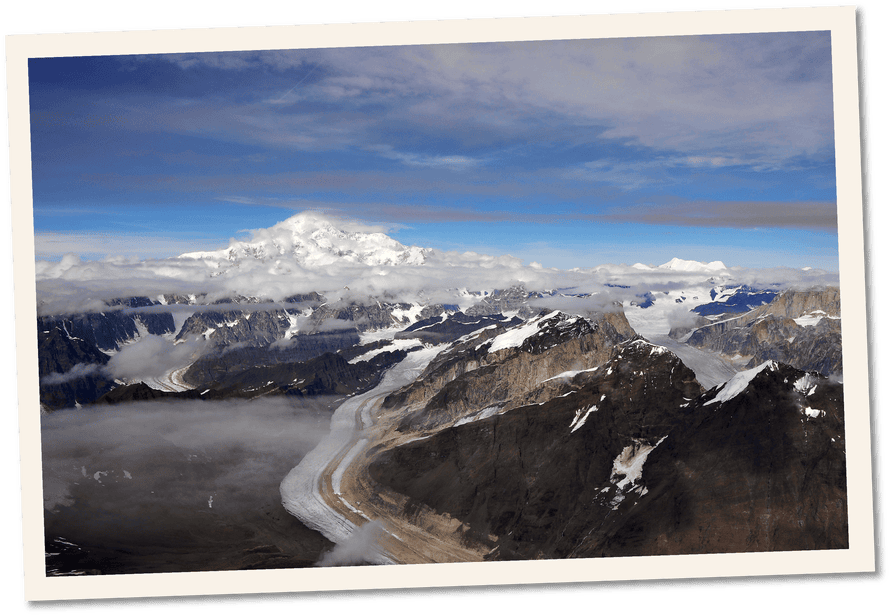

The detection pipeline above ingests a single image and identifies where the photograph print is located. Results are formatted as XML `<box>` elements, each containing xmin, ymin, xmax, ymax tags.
<box><xmin>12</xmin><ymin>7</ymin><xmax>874</xmax><ymax>600</ymax></box>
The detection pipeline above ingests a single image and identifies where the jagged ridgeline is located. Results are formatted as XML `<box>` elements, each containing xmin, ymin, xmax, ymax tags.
<box><xmin>36</xmin><ymin>213</ymin><xmax>846</xmax><ymax>572</ymax></box>
<box><xmin>368</xmin><ymin>346</ymin><xmax>845</xmax><ymax>559</ymax></box>
<box><xmin>36</xmin><ymin>281</ymin><xmax>609</xmax><ymax>412</ymax></box>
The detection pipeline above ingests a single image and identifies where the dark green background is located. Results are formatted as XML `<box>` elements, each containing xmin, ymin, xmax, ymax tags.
<box><xmin>0</xmin><ymin>0</ymin><xmax>890</xmax><ymax>616</ymax></box>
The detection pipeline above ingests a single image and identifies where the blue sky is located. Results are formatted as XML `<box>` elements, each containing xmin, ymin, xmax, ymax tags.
<box><xmin>28</xmin><ymin>32</ymin><xmax>839</xmax><ymax>270</ymax></box>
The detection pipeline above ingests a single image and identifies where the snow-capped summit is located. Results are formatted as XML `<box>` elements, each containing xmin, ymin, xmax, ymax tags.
<box><xmin>180</xmin><ymin>211</ymin><xmax>431</xmax><ymax>268</ymax></box>
<box><xmin>658</xmin><ymin>257</ymin><xmax>727</xmax><ymax>272</ymax></box>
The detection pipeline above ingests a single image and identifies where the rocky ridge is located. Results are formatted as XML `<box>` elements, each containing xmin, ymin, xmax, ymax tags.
<box><xmin>679</xmin><ymin>287</ymin><xmax>842</xmax><ymax>375</ymax></box>
<box><xmin>381</xmin><ymin>310</ymin><xmax>636</xmax><ymax>432</ymax></box>
<box><xmin>367</xmin><ymin>350</ymin><xmax>846</xmax><ymax>560</ymax></box>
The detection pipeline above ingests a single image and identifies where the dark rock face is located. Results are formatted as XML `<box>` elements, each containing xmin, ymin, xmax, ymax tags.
<box><xmin>38</xmin><ymin>304</ymin><xmax>175</xmax><ymax>354</ymax></box>
<box><xmin>684</xmin><ymin>287</ymin><xmax>842</xmax><ymax>376</ymax></box>
<box><xmin>465</xmin><ymin>286</ymin><xmax>541</xmax><ymax>318</ymax></box>
<box><xmin>692</xmin><ymin>285</ymin><xmax>778</xmax><ymax>317</ymax></box>
<box><xmin>396</xmin><ymin>312</ymin><xmax>522</xmax><ymax>345</ymax></box>
<box><xmin>385</xmin><ymin>311</ymin><xmax>636</xmax><ymax>432</ymax></box>
<box><xmin>207</xmin><ymin>349</ymin><xmax>411</xmax><ymax>399</ymax></box>
<box><xmin>369</xmin><ymin>348</ymin><xmax>846</xmax><ymax>560</ymax></box>
<box><xmin>312</xmin><ymin>301</ymin><xmax>445</xmax><ymax>331</ymax></box>
<box><xmin>175</xmin><ymin>309</ymin><xmax>297</xmax><ymax>347</ymax></box>
<box><xmin>97</xmin><ymin>349</ymin><xmax>412</xmax><ymax>405</ymax></box>
<box><xmin>93</xmin><ymin>382</ymin><xmax>206</xmax><ymax>405</ymax></box>
<box><xmin>740</xmin><ymin>317</ymin><xmax>842</xmax><ymax>375</ymax></box>
<box><xmin>36</xmin><ymin>300</ymin><xmax>177</xmax><ymax>410</ymax></box>
<box><xmin>173</xmin><ymin>300</ymin><xmax>447</xmax><ymax>350</ymax></box>
<box><xmin>40</xmin><ymin>374</ymin><xmax>117</xmax><ymax>411</ymax></box>
<box><xmin>181</xmin><ymin>330</ymin><xmax>361</xmax><ymax>387</ymax></box>
<box><xmin>37</xmin><ymin>326</ymin><xmax>111</xmax><ymax>377</ymax></box>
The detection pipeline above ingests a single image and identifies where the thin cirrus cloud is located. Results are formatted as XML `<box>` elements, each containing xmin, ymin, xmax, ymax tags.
<box><xmin>138</xmin><ymin>33</ymin><xmax>834</xmax><ymax>167</ymax></box>
<box><xmin>34</xmin><ymin>231</ymin><xmax>229</xmax><ymax>261</ymax></box>
<box><xmin>599</xmin><ymin>200</ymin><xmax>839</xmax><ymax>230</ymax></box>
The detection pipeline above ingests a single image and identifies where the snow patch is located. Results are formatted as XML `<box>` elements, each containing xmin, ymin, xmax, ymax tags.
<box><xmin>793</xmin><ymin>310</ymin><xmax>840</xmax><ymax>327</ymax></box>
<box><xmin>794</xmin><ymin>374</ymin><xmax>819</xmax><ymax>396</ymax></box>
<box><xmin>542</xmin><ymin>367</ymin><xmax>598</xmax><ymax>383</ymax></box>
<box><xmin>610</xmin><ymin>437</ymin><xmax>666</xmax><ymax>492</ymax></box>
<box><xmin>627</xmin><ymin>338</ymin><xmax>669</xmax><ymax>356</ymax></box>
<box><xmin>347</xmin><ymin>338</ymin><xmax>423</xmax><ymax>364</ymax></box>
<box><xmin>487</xmin><ymin>311</ymin><xmax>561</xmax><ymax>353</ymax></box>
<box><xmin>705</xmin><ymin>360</ymin><xmax>777</xmax><ymax>406</ymax></box>
<box><xmin>391</xmin><ymin>304</ymin><xmax>425</xmax><ymax>324</ymax></box>
<box><xmin>454</xmin><ymin>405</ymin><xmax>504</xmax><ymax>427</ymax></box>
<box><xmin>569</xmin><ymin>405</ymin><xmax>598</xmax><ymax>433</ymax></box>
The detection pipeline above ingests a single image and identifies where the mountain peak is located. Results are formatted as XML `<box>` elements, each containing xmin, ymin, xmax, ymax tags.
<box><xmin>180</xmin><ymin>211</ymin><xmax>430</xmax><ymax>268</ymax></box>
<box><xmin>658</xmin><ymin>257</ymin><xmax>727</xmax><ymax>272</ymax></box>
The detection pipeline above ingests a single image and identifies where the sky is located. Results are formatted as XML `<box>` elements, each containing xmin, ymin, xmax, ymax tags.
<box><xmin>28</xmin><ymin>31</ymin><xmax>839</xmax><ymax>271</ymax></box>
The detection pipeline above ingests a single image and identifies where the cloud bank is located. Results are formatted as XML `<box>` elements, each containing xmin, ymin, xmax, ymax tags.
<box><xmin>32</xmin><ymin>212</ymin><xmax>839</xmax><ymax>317</ymax></box>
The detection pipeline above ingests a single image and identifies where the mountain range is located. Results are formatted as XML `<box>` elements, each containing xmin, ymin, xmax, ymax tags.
<box><xmin>36</xmin><ymin>212</ymin><xmax>847</xmax><ymax>574</ymax></box>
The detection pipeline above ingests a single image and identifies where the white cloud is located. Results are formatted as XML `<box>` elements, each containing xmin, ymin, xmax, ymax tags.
<box><xmin>140</xmin><ymin>32</ymin><xmax>833</xmax><ymax>170</ymax></box>
<box><xmin>316</xmin><ymin>520</ymin><xmax>386</xmax><ymax>567</ymax></box>
<box><xmin>41</xmin><ymin>363</ymin><xmax>103</xmax><ymax>385</ymax></box>
<box><xmin>32</xmin><ymin>213</ymin><xmax>840</xmax><ymax>317</ymax></box>
<box><xmin>105</xmin><ymin>335</ymin><xmax>208</xmax><ymax>381</ymax></box>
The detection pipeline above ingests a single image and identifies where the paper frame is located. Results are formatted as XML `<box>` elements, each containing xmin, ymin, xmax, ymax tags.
<box><xmin>6</xmin><ymin>5</ymin><xmax>874</xmax><ymax>602</ymax></box>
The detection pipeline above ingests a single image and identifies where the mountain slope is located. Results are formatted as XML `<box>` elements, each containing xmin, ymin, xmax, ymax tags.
<box><xmin>367</xmin><ymin>353</ymin><xmax>846</xmax><ymax>560</ymax></box>
<box><xmin>382</xmin><ymin>310</ymin><xmax>636</xmax><ymax>432</ymax></box>
<box><xmin>684</xmin><ymin>287</ymin><xmax>842</xmax><ymax>375</ymax></box>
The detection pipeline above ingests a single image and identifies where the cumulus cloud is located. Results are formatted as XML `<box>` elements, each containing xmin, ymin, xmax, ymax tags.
<box><xmin>34</xmin><ymin>248</ymin><xmax>840</xmax><ymax>318</ymax></box>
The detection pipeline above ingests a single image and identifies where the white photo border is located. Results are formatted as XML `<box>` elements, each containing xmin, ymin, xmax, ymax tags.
<box><xmin>7</xmin><ymin>5</ymin><xmax>874</xmax><ymax>602</ymax></box>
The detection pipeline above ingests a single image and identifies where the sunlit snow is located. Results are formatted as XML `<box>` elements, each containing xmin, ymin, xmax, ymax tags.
<box><xmin>488</xmin><ymin>311</ymin><xmax>562</xmax><ymax>353</ymax></box>
<box><xmin>569</xmin><ymin>405</ymin><xmax>598</xmax><ymax>433</ymax></box>
<box><xmin>347</xmin><ymin>339</ymin><xmax>423</xmax><ymax>364</ymax></box>
<box><xmin>705</xmin><ymin>360</ymin><xmax>777</xmax><ymax>406</ymax></box>
<box><xmin>794</xmin><ymin>374</ymin><xmax>819</xmax><ymax>396</ymax></box>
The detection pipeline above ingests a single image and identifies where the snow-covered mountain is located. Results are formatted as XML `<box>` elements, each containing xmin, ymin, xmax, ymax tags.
<box><xmin>632</xmin><ymin>257</ymin><xmax>727</xmax><ymax>272</ymax></box>
<box><xmin>180</xmin><ymin>211</ymin><xmax>431</xmax><ymax>269</ymax></box>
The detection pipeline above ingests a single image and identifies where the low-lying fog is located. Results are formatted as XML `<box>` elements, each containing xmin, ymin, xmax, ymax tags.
<box><xmin>41</xmin><ymin>396</ymin><xmax>338</xmax><ymax>574</ymax></box>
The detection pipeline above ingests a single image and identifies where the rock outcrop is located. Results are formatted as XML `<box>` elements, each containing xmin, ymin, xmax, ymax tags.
<box><xmin>369</xmin><ymin>349</ymin><xmax>846</xmax><ymax>560</ymax></box>
<box><xmin>382</xmin><ymin>310</ymin><xmax>636</xmax><ymax>432</ymax></box>
<box><xmin>684</xmin><ymin>287</ymin><xmax>842</xmax><ymax>375</ymax></box>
